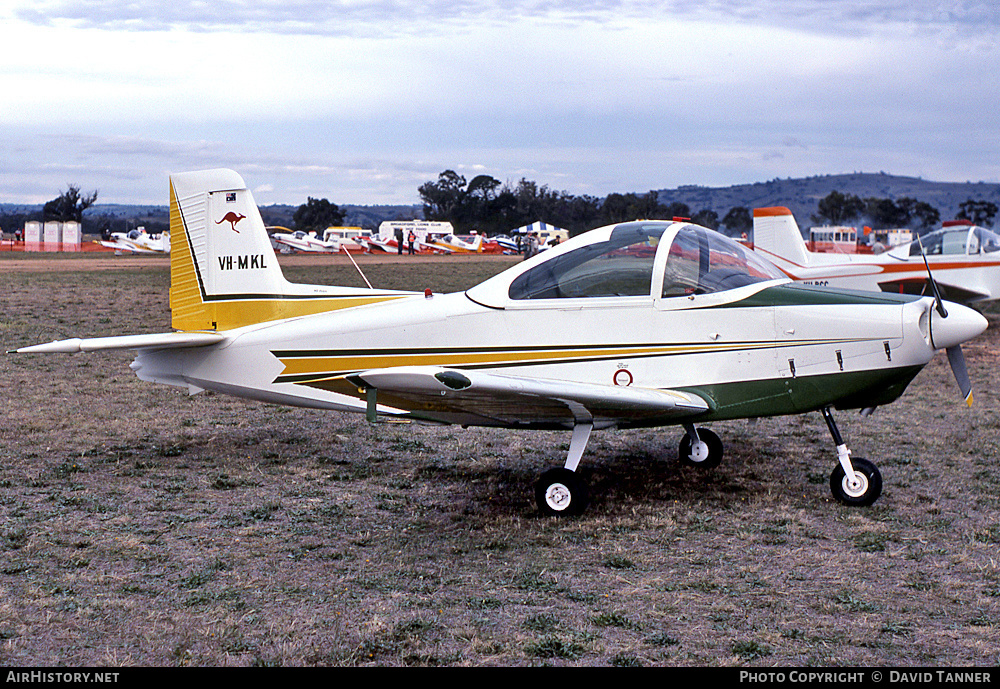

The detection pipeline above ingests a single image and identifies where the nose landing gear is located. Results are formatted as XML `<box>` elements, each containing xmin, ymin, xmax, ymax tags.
<box><xmin>822</xmin><ymin>407</ymin><xmax>882</xmax><ymax>506</ymax></box>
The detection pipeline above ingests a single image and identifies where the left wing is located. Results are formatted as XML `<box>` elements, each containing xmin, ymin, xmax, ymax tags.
<box><xmin>348</xmin><ymin>366</ymin><xmax>709</xmax><ymax>428</ymax></box>
<box><xmin>96</xmin><ymin>240</ymin><xmax>154</xmax><ymax>254</ymax></box>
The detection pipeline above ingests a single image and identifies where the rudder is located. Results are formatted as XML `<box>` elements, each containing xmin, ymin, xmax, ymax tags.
<box><xmin>169</xmin><ymin>169</ymin><xmax>412</xmax><ymax>332</ymax></box>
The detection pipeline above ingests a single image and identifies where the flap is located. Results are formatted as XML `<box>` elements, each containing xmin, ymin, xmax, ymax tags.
<box><xmin>350</xmin><ymin>366</ymin><xmax>709</xmax><ymax>427</ymax></box>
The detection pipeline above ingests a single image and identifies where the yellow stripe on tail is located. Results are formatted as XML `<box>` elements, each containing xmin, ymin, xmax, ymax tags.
<box><xmin>168</xmin><ymin>169</ymin><xmax>413</xmax><ymax>332</ymax></box>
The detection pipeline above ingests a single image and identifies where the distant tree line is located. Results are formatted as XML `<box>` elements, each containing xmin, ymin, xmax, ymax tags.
<box><xmin>0</xmin><ymin>184</ymin><xmax>124</xmax><ymax>234</ymax></box>
<box><xmin>418</xmin><ymin>171</ymin><xmax>1000</xmax><ymax>238</ymax></box>
<box><xmin>0</xmin><ymin>184</ymin><xmax>173</xmax><ymax>237</ymax></box>
<box><xmin>957</xmin><ymin>199</ymin><xmax>999</xmax><ymax>226</ymax></box>
<box><xmin>417</xmin><ymin>170</ymin><xmax>750</xmax><ymax>237</ymax></box>
<box><xmin>813</xmin><ymin>190</ymin><xmax>997</xmax><ymax>231</ymax></box>
<box><xmin>4</xmin><ymin>179</ymin><xmax>996</xmax><ymax>242</ymax></box>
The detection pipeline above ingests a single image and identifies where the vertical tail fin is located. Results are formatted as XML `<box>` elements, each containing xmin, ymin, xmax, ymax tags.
<box><xmin>752</xmin><ymin>207</ymin><xmax>811</xmax><ymax>268</ymax></box>
<box><xmin>169</xmin><ymin>169</ymin><xmax>412</xmax><ymax>332</ymax></box>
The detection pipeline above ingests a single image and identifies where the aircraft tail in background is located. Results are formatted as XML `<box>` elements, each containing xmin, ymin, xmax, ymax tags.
<box><xmin>752</xmin><ymin>206</ymin><xmax>812</xmax><ymax>269</ymax></box>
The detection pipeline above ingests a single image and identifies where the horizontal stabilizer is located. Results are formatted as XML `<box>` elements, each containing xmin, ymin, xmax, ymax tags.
<box><xmin>351</xmin><ymin>366</ymin><xmax>709</xmax><ymax>427</ymax></box>
<box><xmin>15</xmin><ymin>331</ymin><xmax>225</xmax><ymax>354</ymax></box>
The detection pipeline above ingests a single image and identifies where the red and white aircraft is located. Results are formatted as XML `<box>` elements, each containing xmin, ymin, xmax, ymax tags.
<box><xmin>752</xmin><ymin>207</ymin><xmax>1000</xmax><ymax>306</ymax></box>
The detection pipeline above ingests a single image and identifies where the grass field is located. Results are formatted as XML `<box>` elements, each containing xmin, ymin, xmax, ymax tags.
<box><xmin>1</xmin><ymin>251</ymin><xmax>998</xmax><ymax>667</ymax></box>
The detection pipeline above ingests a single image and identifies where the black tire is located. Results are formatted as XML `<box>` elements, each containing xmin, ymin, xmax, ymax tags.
<box><xmin>830</xmin><ymin>457</ymin><xmax>883</xmax><ymax>506</ymax></box>
<box><xmin>534</xmin><ymin>468</ymin><xmax>587</xmax><ymax>517</ymax></box>
<box><xmin>678</xmin><ymin>428</ymin><xmax>723</xmax><ymax>468</ymax></box>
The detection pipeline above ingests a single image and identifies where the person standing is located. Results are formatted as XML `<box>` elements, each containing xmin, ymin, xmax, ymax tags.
<box><xmin>523</xmin><ymin>231</ymin><xmax>538</xmax><ymax>260</ymax></box>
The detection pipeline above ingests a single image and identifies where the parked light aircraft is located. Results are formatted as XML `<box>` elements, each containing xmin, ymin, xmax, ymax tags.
<box><xmin>97</xmin><ymin>228</ymin><xmax>170</xmax><ymax>254</ymax></box>
<box><xmin>17</xmin><ymin>170</ymin><xmax>988</xmax><ymax>516</ymax></box>
<box><xmin>490</xmin><ymin>235</ymin><xmax>519</xmax><ymax>253</ymax></box>
<box><xmin>271</xmin><ymin>229</ymin><xmax>343</xmax><ymax>254</ymax></box>
<box><xmin>753</xmin><ymin>207</ymin><xmax>1000</xmax><ymax>305</ymax></box>
<box><xmin>360</xmin><ymin>234</ymin><xmax>428</xmax><ymax>254</ymax></box>
<box><xmin>422</xmin><ymin>233</ymin><xmax>484</xmax><ymax>254</ymax></box>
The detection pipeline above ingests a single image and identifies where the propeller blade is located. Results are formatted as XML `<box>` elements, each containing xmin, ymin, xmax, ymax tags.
<box><xmin>916</xmin><ymin>233</ymin><xmax>948</xmax><ymax>317</ymax></box>
<box><xmin>947</xmin><ymin>345</ymin><xmax>973</xmax><ymax>407</ymax></box>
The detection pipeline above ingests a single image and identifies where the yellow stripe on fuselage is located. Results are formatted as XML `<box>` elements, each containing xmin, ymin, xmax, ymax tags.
<box><xmin>273</xmin><ymin>341</ymin><xmax>790</xmax><ymax>383</ymax></box>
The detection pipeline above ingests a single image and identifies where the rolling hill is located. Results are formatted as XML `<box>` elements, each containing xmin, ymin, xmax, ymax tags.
<box><xmin>654</xmin><ymin>173</ymin><xmax>1000</xmax><ymax>229</ymax></box>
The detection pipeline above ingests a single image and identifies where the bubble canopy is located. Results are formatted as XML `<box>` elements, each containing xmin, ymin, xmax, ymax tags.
<box><xmin>466</xmin><ymin>221</ymin><xmax>787</xmax><ymax>308</ymax></box>
<box><xmin>905</xmin><ymin>224</ymin><xmax>1000</xmax><ymax>257</ymax></box>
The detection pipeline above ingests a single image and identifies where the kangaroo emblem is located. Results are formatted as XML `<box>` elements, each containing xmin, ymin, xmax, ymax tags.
<box><xmin>216</xmin><ymin>212</ymin><xmax>246</xmax><ymax>233</ymax></box>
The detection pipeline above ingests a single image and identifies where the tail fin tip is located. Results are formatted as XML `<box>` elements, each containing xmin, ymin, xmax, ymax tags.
<box><xmin>753</xmin><ymin>206</ymin><xmax>794</xmax><ymax>218</ymax></box>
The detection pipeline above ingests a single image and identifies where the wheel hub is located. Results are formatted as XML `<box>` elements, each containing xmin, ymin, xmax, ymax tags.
<box><xmin>545</xmin><ymin>483</ymin><xmax>572</xmax><ymax>511</ymax></box>
<box><xmin>689</xmin><ymin>440</ymin><xmax>710</xmax><ymax>463</ymax></box>
<box><xmin>842</xmin><ymin>472</ymin><xmax>869</xmax><ymax>498</ymax></box>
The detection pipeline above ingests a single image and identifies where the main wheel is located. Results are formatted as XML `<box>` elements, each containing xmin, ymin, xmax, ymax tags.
<box><xmin>678</xmin><ymin>428</ymin><xmax>723</xmax><ymax>468</ymax></box>
<box><xmin>830</xmin><ymin>457</ymin><xmax>882</xmax><ymax>506</ymax></box>
<box><xmin>534</xmin><ymin>468</ymin><xmax>587</xmax><ymax>517</ymax></box>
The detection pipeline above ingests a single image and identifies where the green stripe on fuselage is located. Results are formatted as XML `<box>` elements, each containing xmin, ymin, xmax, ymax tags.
<box><xmin>716</xmin><ymin>283</ymin><xmax>919</xmax><ymax>309</ymax></box>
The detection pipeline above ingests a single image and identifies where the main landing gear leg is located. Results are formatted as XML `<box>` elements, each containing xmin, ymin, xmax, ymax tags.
<box><xmin>822</xmin><ymin>407</ymin><xmax>882</xmax><ymax>506</ymax></box>
<box><xmin>535</xmin><ymin>423</ymin><xmax>592</xmax><ymax>517</ymax></box>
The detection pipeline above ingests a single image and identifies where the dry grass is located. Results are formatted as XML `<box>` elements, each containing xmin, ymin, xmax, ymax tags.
<box><xmin>1</xmin><ymin>251</ymin><xmax>998</xmax><ymax>667</ymax></box>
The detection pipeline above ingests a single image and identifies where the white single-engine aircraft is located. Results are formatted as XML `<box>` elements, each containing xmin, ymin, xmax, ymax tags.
<box><xmin>752</xmin><ymin>207</ymin><xmax>1000</xmax><ymax>305</ymax></box>
<box><xmin>97</xmin><ymin>228</ymin><xmax>170</xmax><ymax>254</ymax></box>
<box><xmin>271</xmin><ymin>229</ymin><xmax>342</xmax><ymax>254</ymax></box>
<box><xmin>17</xmin><ymin>170</ymin><xmax>988</xmax><ymax>516</ymax></box>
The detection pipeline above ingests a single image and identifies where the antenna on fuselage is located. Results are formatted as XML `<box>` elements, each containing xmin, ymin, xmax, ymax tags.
<box><xmin>341</xmin><ymin>244</ymin><xmax>374</xmax><ymax>289</ymax></box>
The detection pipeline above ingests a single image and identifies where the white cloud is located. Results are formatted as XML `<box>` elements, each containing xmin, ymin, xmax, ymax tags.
<box><xmin>12</xmin><ymin>1</ymin><xmax>1000</xmax><ymax>36</ymax></box>
<box><xmin>1</xmin><ymin>1</ymin><xmax>998</xmax><ymax>205</ymax></box>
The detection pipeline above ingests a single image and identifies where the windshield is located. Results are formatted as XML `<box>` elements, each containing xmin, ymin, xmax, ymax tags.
<box><xmin>974</xmin><ymin>227</ymin><xmax>1000</xmax><ymax>254</ymax></box>
<box><xmin>509</xmin><ymin>224</ymin><xmax>664</xmax><ymax>299</ymax></box>
<box><xmin>911</xmin><ymin>228</ymin><xmax>970</xmax><ymax>256</ymax></box>
<box><xmin>907</xmin><ymin>226</ymin><xmax>1000</xmax><ymax>256</ymax></box>
<box><xmin>662</xmin><ymin>226</ymin><xmax>785</xmax><ymax>297</ymax></box>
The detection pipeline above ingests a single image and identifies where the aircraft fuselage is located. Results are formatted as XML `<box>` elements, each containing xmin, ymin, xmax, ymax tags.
<box><xmin>132</xmin><ymin>283</ymin><xmax>965</xmax><ymax>429</ymax></box>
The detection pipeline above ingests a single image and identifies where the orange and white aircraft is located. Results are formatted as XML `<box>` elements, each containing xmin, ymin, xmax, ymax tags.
<box><xmin>752</xmin><ymin>207</ymin><xmax>1000</xmax><ymax>306</ymax></box>
<box><xmin>422</xmin><ymin>233</ymin><xmax>484</xmax><ymax>254</ymax></box>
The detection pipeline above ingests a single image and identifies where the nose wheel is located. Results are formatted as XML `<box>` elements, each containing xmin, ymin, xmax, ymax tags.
<box><xmin>822</xmin><ymin>407</ymin><xmax>883</xmax><ymax>506</ymax></box>
<box><xmin>830</xmin><ymin>457</ymin><xmax>882</xmax><ymax>506</ymax></box>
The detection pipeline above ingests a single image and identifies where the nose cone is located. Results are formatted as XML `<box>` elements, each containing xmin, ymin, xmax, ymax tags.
<box><xmin>930</xmin><ymin>301</ymin><xmax>989</xmax><ymax>350</ymax></box>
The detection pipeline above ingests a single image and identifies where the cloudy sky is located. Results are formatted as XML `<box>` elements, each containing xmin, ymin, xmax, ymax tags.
<box><xmin>2</xmin><ymin>1</ymin><xmax>998</xmax><ymax>207</ymax></box>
